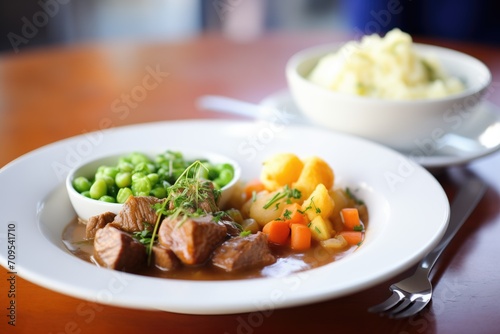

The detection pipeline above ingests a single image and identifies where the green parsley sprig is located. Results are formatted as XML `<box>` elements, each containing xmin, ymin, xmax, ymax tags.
<box><xmin>262</xmin><ymin>185</ymin><xmax>301</xmax><ymax>210</ymax></box>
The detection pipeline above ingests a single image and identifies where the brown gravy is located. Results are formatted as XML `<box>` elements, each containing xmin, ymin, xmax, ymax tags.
<box><xmin>62</xmin><ymin>218</ymin><xmax>359</xmax><ymax>280</ymax></box>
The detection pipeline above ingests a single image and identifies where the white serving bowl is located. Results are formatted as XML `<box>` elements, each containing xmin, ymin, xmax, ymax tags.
<box><xmin>66</xmin><ymin>150</ymin><xmax>241</xmax><ymax>221</ymax></box>
<box><xmin>286</xmin><ymin>42</ymin><xmax>491</xmax><ymax>152</ymax></box>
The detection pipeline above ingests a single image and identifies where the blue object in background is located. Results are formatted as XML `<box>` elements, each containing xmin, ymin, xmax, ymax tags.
<box><xmin>342</xmin><ymin>0</ymin><xmax>500</xmax><ymax>44</ymax></box>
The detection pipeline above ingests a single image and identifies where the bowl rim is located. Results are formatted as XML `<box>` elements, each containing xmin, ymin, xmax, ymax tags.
<box><xmin>286</xmin><ymin>41</ymin><xmax>492</xmax><ymax>105</ymax></box>
<box><xmin>65</xmin><ymin>148</ymin><xmax>242</xmax><ymax>213</ymax></box>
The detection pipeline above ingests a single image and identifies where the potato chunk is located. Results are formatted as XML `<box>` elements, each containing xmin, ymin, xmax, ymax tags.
<box><xmin>249</xmin><ymin>190</ymin><xmax>288</xmax><ymax>227</ymax></box>
<box><xmin>308</xmin><ymin>215</ymin><xmax>332</xmax><ymax>241</ymax></box>
<box><xmin>301</xmin><ymin>184</ymin><xmax>334</xmax><ymax>221</ymax></box>
<box><xmin>261</xmin><ymin>153</ymin><xmax>304</xmax><ymax>191</ymax></box>
<box><xmin>293</xmin><ymin>156</ymin><xmax>334</xmax><ymax>199</ymax></box>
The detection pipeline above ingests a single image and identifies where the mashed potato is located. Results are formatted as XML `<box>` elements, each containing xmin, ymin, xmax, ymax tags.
<box><xmin>308</xmin><ymin>29</ymin><xmax>465</xmax><ymax>99</ymax></box>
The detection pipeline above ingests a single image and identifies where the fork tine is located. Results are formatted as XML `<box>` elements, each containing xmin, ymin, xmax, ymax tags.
<box><xmin>390</xmin><ymin>300</ymin><xmax>429</xmax><ymax>319</ymax></box>
<box><xmin>368</xmin><ymin>291</ymin><xmax>403</xmax><ymax>313</ymax></box>
<box><xmin>383</xmin><ymin>298</ymin><xmax>413</xmax><ymax>316</ymax></box>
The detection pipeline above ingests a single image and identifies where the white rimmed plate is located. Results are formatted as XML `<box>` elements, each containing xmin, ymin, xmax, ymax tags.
<box><xmin>261</xmin><ymin>89</ymin><xmax>500</xmax><ymax>171</ymax></box>
<box><xmin>0</xmin><ymin>120</ymin><xmax>449</xmax><ymax>314</ymax></box>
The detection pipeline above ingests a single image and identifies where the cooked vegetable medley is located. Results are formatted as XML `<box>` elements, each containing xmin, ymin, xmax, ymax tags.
<box><xmin>63</xmin><ymin>152</ymin><xmax>368</xmax><ymax>280</ymax></box>
<box><xmin>230</xmin><ymin>152</ymin><xmax>367</xmax><ymax>252</ymax></box>
<box><xmin>72</xmin><ymin>151</ymin><xmax>235</xmax><ymax>203</ymax></box>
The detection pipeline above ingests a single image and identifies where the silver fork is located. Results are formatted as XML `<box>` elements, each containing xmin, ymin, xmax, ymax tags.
<box><xmin>368</xmin><ymin>173</ymin><xmax>487</xmax><ymax>318</ymax></box>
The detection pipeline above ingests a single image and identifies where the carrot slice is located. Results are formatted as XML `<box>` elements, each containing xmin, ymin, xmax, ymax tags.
<box><xmin>262</xmin><ymin>220</ymin><xmax>290</xmax><ymax>245</ymax></box>
<box><xmin>340</xmin><ymin>208</ymin><xmax>361</xmax><ymax>230</ymax></box>
<box><xmin>281</xmin><ymin>203</ymin><xmax>308</xmax><ymax>226</ymax></box>
<box><xmin>339</xmin><ymin>231</ymin><xmax>363</xmax><ymax>246</ymax></box>
<box><xmin>290</xmin><ymin>224</ymin><xmax>311</xmax><ymax>251</ymax></box>
<box><xmin>244</xmin><ymin>179</ymin><xmax>266</xmax><ymax>200</ymax></box>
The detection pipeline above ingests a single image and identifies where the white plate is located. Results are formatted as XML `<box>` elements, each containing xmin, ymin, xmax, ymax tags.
<box><xmin>261</xmin><ymin>90</ymin><xmax>500</xmax><ymax>170</ymax></box>
<box><xmin>0</xmin><ymin>120</ymin><xmax>449</xmax><ymax>314</ymax></box>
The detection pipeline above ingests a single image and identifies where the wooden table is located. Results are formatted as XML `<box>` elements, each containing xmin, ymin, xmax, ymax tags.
<box><xmin>1</xmin><ymin>31</ymin><xmax>500</xmax><ymax>334</ymax></box>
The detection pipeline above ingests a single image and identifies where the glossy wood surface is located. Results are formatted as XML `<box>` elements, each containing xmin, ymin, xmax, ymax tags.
<box><xmin>1</xmin><ymin>32</ymin><xmax>500</xmax><ymax>334</ymax></box>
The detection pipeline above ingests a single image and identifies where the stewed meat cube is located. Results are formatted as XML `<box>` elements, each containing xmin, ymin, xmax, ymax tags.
<box><xmin>211</xmin><ymin>232</ymin><xmax>276</xmax><ymax>272</ymax></box>
<box><xmin>112</xmin><ymin>196</ymin><xmax>163</xmax><ymax>233</ymax></box>
<box><xmin>93</xmin><ymin>224</ymin><xmax>146</xmax><ymax>272</ymax></box>
<box><xmin>158</xmin><ymin>214</ymin><xmax>227</xmax><ymax>265</ymax></box>
<box><xmin>168</xmin><ymin>180</ymin><xmax>219</xmax><ymax>214</ymax></box>
<box><xmin>152</xmin><ymin>245</ymin><xmax>181</xmax><ymax>271</ymax></box>
<box><xmin>85</xmin><ymin>211</ymin><xmax>116</xmax><ymax>239</ymax></box>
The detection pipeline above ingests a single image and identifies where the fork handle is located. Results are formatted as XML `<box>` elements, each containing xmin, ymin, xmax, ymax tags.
<box><xmin>419</xmin><ymin>175</ymin><xmax>487</xmax><ymax>274</ymax></box>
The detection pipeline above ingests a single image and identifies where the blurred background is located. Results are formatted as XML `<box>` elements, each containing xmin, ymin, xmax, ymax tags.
<box><xmin>1</xmin><ymin>0</ymin><xmax>499</xmax><ymax>54</ymax></box>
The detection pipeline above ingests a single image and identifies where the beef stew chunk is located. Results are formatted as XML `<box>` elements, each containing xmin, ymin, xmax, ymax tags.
<box><xmin>168</xmin><ymin>180</ymin><xmax>219</xmax><ymax>214</ymax></box>
<box><xmin>113</xmin><ymin>196</ymin><xmax>163</xmax><ymax>233</ymax></box>
<box><xmin>86</xmin><ymin>211</ymin><xmax>116</xmax><ymax>239</ymax></box>
<box><xmin>220</xmin><ymin>219</ymin><xmax>242</xmax><ymax>237</ymax></box>
<box><xmin>85</xmin><ymin>162</ymin><xmax>279</xmax><ymax>277</ymax></box>
<box><xmin>212</xmin><ymin>232</ymin><xmax>276</xmax><ymax>272</ymax></box>
<box><xmin>196</xmin><ymin>180</ymin><xmax>220</xmax><ymax>213</ymax></box>
<box><xmin>151</xmin><ymin>245</ymin><xmax>181</xmax><ymax>271</ymax></box>
<box><xmin>158</xmin><ymin>214</ymin><xmax>227</xmax><ymax>265</ymax></box>
<box><xmin>93</xmin><ymin>224</ymin><xmax>146</xmax><ymax>272</ymax></box>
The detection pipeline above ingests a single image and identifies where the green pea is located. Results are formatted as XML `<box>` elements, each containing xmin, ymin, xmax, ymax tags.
<box><xmin>131</xmin><ymin>171</ymin><xmax>143</xmax><ymax>180</ymax></box>
<box><xmin>132</xmin><ymin>175</ymin><xmax>151</xmax><ymax>197</ymax></box>
<box><xmin>99</xmin><ymin>195</ymin><xmax>116</xmax><ymax>203</ymax></box>
<box><xmin>218</xmin><ymin>163</ymin><xmax>234</xmax><ymax>172</ymax></box>
<box><xmin>207</xmin><ymin>167</ymin><xmax>219</xmax><ymax>181</ymax></box>
<box><xmin>89</xmin><ymin>178</ymin><xmax>107</xmax><ymax>199</ymax></box>
<box><xmin>95</xmin><ymin>165</ymin><xmax>107</xmax><ymax>175</ymax></box>
<box><xmin>117</xmin><ymin>187</ymin><xmax>133</xmax><ymax>203</ymax></box>
<box><xmin>217</xmin><ymin>169</ymin><xmax>234</xmax><ymax>187</ymax></box>
<box><xmin>117</xmin><ymin>160</ymin><xmax>134</xmax><ymax>172</ymax></box>
<box><xmin>171</xmin><ymin>169</ymin><xmax>184</xmax><ymax>181</ymax></box>
<box><xmin>115</xmin><ymin>172</ymin><xmax>132</xmax><ymax>188</ymax></box>
<box><xmin>81</xmin><ymin>191</ymin><xmax>91</xmax><ymax>198</ymax></box>
<box><xmin>95</xmin><ymin>174</ymin><xmax>115</xmax><ymax>187</ymax></box>
<box><xmin>103</xmin><ymin>166</ymin><xmax>119</xmax><ymax>179</ymax></box>
<box><xmin>147</xmin><ymin>173</ymin><xmax>159</xmax><ymax>186</ymax></box>
<box><xmin>129</xmin><ymin>152</ymin><xmax>151</xmax><ymax>165</ymax></box>
<box><xmin>150</xmin><ymin>186</ymin><xmax>167</xmax><ymax>199</ymax></box>
<box><xmin>134</xmin><ymin>162</ymin><xmax>156</xmax><ymax>174</ymax></box>
<box><xmin>107</xmin><ymin>184</ymin><xmax>119</xmax><ymax>198</ymax></box>
<box><xmin>196</xmin><ymin>167</ymin><xmax>208</xmax><ymax>180</ymax></box>
<box><xmin>212</xmin><ymin>181</ymin><xmax>221</xmax><ymax>190</ymax></box>
<box><xmin>157</xmin><ymin>167</ymin><xmax>167</xmax><ymax>176</ymax></box>
<box><xmin>73</xmin><ymin>176</ymin><xmax>91</xmax><ymax>193</ymax></box>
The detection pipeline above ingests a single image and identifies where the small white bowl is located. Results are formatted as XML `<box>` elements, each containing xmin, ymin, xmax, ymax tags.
<box><xmin>286</xmin><ymin>42</ymin><xmax>491</xmax><ymax>152</ymax></box>
<box><xmin>66</xmin><ymin>150</ymin><xmax>241</xmax><ymax>221</ymax></box>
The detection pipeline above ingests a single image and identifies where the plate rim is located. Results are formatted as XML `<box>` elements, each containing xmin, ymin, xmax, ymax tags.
<box><xmin>0</xmin><ymin>119</ymin><xmax>450</xmax><ymax>314</ymax></box>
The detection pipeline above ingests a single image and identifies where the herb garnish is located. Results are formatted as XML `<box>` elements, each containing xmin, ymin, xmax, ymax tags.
<box><xmin>146</xmin><ymin>161</ymin><xmax>214</xmax><ymax>265</ymax></box>
<box><xmin>262</xmin><ymin>185</ymin><xmax>301</xmax><ymax>210</ymax></box>
<box><xmin>299</xmin><ymin>196</ymin><xmax>321</xmax><ymax>214</ymax></box>
<box><xmin>239</xmin><ymin>230</ymin><xmax>251</xmax><ymax>237</ymax></box>
<box><xmin>212</xmin><ymin>211</ymin><xmax>226</xmax><ymax>223</ymax></box>
<box><xmin>132</xmin><ymin>222</ymin><xmax>155</xmax><ymax>250</ymax></box>
<box><xmin>353</xmin><ymin>225</ymin><xmax>364</xmax><ymax>232</ymax></box>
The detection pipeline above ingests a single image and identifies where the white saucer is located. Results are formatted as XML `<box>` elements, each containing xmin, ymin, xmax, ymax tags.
<box><xmin>260</xmin><ymin>90</ymin><xmax>500</xmax><ymax>169</ymax></box>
